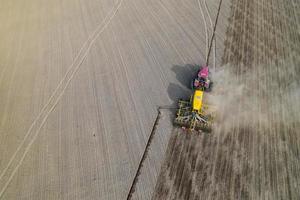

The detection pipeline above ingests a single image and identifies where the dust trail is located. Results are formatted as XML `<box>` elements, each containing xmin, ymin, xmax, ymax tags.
<box><xmin>208</xmin><ymin>55</ymin><xmax>300</xmax><ymax>131</ymax></box>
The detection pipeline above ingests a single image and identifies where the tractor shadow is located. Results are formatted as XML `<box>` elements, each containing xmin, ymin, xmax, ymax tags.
<box><xmin>171</xmin><ymin>64</ymin><xmax>200</xmax><ymax>89</ymax></box>
<box><xmin>167</xmin><ymin>64</ymin><xmax>200</xmax><ymax>112</ymax></box>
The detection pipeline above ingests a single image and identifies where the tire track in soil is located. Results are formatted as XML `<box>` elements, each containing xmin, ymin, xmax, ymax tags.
<box><xmin>203</xmin><ymin>0</ymin><xmax>216</xmax><ymax>70</ymax></box>
<box><xmin>0</xmin><ymin>0</ymin><xmax>124</xmax><ymax>197</ymax></box>
<box><xmin>197</xmin><ymin>0</ymin><xmax>209</xmax><ymax>62</ymax></box>
<box><xmin>152</xmin><ymin>0</ymin><xmax>300</xmax><ymax>199</ymax></box>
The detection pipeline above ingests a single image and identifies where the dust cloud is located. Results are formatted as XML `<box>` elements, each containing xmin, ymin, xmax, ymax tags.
<box><xmin>208</xmin><ymin>55</ymin><xmax>300</xmax><ymax>132</ymax></box>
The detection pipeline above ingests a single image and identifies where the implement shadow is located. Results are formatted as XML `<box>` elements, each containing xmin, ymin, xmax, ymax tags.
<box><xmin>168</xmin><ymin>64</ymin><xmax>201</xmax><ymax>104</ymax></box>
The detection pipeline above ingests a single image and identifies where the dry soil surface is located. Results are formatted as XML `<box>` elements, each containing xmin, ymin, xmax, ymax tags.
<box><xmin>0</xmin><ymin>0</ymin><xmax>228</xmax><ymax>199</ymax></box>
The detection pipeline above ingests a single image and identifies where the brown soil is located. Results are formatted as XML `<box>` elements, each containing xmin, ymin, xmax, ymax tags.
<box><xmin>152</xmin><ymin>0</ymin><xmax>300</xmax><ymax>199</ymax></box>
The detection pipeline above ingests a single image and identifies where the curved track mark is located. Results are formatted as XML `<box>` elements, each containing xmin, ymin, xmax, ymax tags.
<box><xmin>0</xmin><ymin>0</ymin><xmax>124</xmax><ymax>197</ymax></box>
<box><xmin>206</xmin><ymin>0</ymin><xmax>223</xmax><ymax>68</ymax></box>
<box><xmin>197</xmin><ymin>0</ymin><xmax>209</xmax><ymax>62</ymax></box>
<box><xmin>126</xmin><ymin>109</ymin><xmax>162</xmax><ymax>200</ymax></box>
<box><xmin>204</xmin><ymin>0</ymin><xmax>216</xmax><ymax>70</ymax></box>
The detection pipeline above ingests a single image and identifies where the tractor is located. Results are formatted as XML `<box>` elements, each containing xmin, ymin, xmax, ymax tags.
<box><xmin>191</xmin><ymin>66</ymin><xmax>213</xmax><ymax>92</ymax></box>
<box><xmin>174</xmin><ymin>66</ymin><xmax>214</xmax><ymax>132</ymax></box>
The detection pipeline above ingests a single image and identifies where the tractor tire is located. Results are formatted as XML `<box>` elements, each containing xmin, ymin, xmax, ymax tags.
<box><xmin>208</xmin><ymin>81</ymin><xmax>213</xmax><ymax>92</ymax></box>
<box><xmin>190</xmin><ymin>80</ymin><xmax>195</xmax><ymax>90</ymax></box>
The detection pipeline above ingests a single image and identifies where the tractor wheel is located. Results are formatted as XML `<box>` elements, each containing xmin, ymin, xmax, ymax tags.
<box><xmin>207</xmin><ymin>81</ymin><xmax>213</xmax><ymax>92</ymax></box>
<box><xmin>190</xmin><ymin>79</ymin><xmax>195</xmax><ymax>90</ymax></box>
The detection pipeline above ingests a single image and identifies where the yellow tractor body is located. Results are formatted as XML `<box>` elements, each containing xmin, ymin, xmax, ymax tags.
<box><xmin>174</xmin><ymin>89</ymin><xmax>214</xmax><ymax>132</ymax></box>
<box><xmin>192</xmin><ymin>90</ymin><xmax>203</xmax><ymax>112</ymax></box>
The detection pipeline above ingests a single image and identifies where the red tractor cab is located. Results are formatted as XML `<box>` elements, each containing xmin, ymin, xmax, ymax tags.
<box><xmin>191</xmin><ymin>66</ymin><xmax>212</xmax><ymax>91</ymax></box>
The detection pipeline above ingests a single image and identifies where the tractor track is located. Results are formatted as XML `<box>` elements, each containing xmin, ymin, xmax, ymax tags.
<box><xmin>197</xmin><ymin>0</ymin><xmax>209</xmax><ymax>62</ymax></box>
<box><xmin>203</xmin><ymin>0</ymin><xmax>216</xmax><ymax>70</ymax></box>
<box><xmin>126</xmin><ymin>106</ymin><xmax>176</xmax><ymax>200</ymax></box>
<box><xmin>206</xmin><ymin>0</ymin><xmax>222</xmax><ymax>67</ymax></box>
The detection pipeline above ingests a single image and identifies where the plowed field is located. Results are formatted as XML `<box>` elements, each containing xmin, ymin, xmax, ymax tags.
<box><xmin>152</xmin><ymin>0</ymin><xmax>300</xmax><ymax>199</ymax></box>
